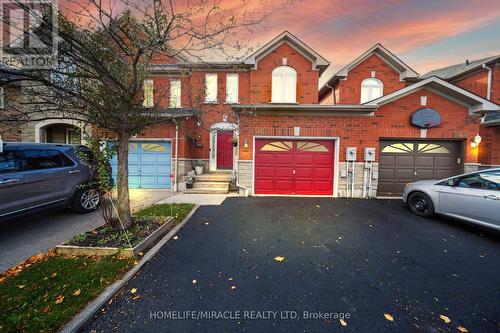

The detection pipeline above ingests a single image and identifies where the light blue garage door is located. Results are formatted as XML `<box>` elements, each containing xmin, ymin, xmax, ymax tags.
<box><xmin>110</xmin><ymin>141</ymin><xmax>172</xmax><ymax>189</ymax></box>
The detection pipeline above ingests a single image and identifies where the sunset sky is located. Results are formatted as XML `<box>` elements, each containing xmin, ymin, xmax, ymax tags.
<box><xmin>242</xmin><ymin>0</ymin><xmax>500</xmax><ymax>79</ymax></box>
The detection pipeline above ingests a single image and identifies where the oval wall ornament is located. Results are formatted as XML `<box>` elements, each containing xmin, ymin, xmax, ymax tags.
<box><xmin>411</xmin><ymin>108</ymin><xmax>442</xmax><ymax>128</ymax></box>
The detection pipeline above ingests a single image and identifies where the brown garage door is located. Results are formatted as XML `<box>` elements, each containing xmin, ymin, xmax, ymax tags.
<box><xmin>378</xmin><ymin>140</ymin><xmax>463</xmax><ymax>196</ymax></box>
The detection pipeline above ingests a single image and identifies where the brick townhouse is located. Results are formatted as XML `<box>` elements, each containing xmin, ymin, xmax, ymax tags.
<box><xmin>1</xmin><ymin>31</ymin><xmax>499</xmax><ymax>197</ymax></box>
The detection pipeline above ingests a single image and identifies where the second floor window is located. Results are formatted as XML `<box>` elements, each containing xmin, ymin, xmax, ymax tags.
<box><xmin>143</xmin><ymin>79</ymin><xmax>154</xmax><ymax>108</ymax></box>
<box><xmin>226</xmin><ymin>73</ymin><xmax>239</xmax><ymax>103</ymax></box>
<box><xmin>205</xmin><ymin>73</ymin><xmax>218</xmax><ymax>103</ymax></box>
<box><xmin>272</xmin><ymin>66</ymin><xmax>297</xmax><ymax>103</ymax></box>
<box><xmin>169</xmin><ymin>80</ymin><xmax>181</xmax><ymax>108</ymax></box>
<box><xmin>360</xmin><ymin>78</ymin><xmax>383</xmax><ymax>103</ymax></box>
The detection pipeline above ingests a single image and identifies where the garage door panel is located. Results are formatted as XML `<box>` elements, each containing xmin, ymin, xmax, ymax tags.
<box><xmin>295</xmin><ymin>154</ymin><xmax>313</xmax><ymax>165</ymax></box>
<box><xmin>110</xmin><ymin>141</ymin><xmax>172</xmax><ymax>189</ymax></box>
<box><xmin>295</xmin><ymin>167</ymin><xmax>313</xmax><ymax>177</ymax></box>
<box><xmin>379</xmin><ymin>140</ymin><xmax>461</xmax><ymax>196</ymax></box>
<box><xmin>416</xmin><ymin>156</ymin><xmax>434</xmax><ymax>167</ymax></box>
<box><xmin>275</xmin><ymin>180</ymin><xmax>293</xmax><ymax>191</ymax></box>
<box><xmin>315</xmin><ymin>167</ymin><xmax>333</xmax><ymax>178</ymax></box>
<box><xmin>276</xmin><ymin>167</ymin><xmax>293</xmax><ymax>177</ymax></box>
<box><xmin>396</xmin><ymin>156</ymin><xmax>415</xmax><ymax>167</ymax></box>
<box><xmin>380</xmin><ymin>155</ymin><xmax>395</xmax><ymax>165</ymax></box>
<box><xmin>435</xmin><ymin>156</ymin><xmax>454</xmax><ymax>167</ymax></box>
<box><xmin>254</xmin><ymin>139</ymin><xmax>335</xmax><ymax>195</ymax></box>
<box><xmin>313</xmin><ymin>155</ymin><xmax>333</xmax><ymax>165</ymax></box>
<box><xmin>256</xmin><ymin>166</ymin><xmax>275</xmax><ymax>178</ymax></box>
<box><xmin>395</xmin><ymin>169</ymin><xmax>414</xmax><ymax>179</ymax></box>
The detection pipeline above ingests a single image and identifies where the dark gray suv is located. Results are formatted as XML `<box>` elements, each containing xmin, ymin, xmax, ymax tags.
<box><xmin>0</xmin><ymin>143</ymin><xmax>101</xmax><ymax>220</ymax></box>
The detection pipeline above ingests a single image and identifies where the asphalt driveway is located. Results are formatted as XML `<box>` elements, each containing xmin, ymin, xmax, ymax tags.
<box><xmin>82</xmin><ymin>197</ymin><xmax>500</xmax><ymax>333</ymax></box>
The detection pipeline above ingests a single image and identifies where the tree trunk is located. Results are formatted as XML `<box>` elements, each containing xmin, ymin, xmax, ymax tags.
<box><xmin>116</xmin><ymin>132</ymin><xmax>133</xmax><ymax>228</ymax></box>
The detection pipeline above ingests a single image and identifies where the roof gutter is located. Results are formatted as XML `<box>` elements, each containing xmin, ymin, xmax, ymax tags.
<box><xmin>482</xmin><ymin>64</ymin><xmax>493</xmax><ymax>100</ymax></box>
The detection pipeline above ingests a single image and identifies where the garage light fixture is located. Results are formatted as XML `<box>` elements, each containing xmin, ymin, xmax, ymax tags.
<box><xmin>470</xmin><ymin>134</ymin><xmax>482</xmax><ymax>148</ymax></box>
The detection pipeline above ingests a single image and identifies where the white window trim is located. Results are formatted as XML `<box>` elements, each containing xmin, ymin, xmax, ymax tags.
<box><xmin>169</xmin><ymin>79</ymin><xmax>181</xmax><ymax>108</ymax></box>
<box><xmin>271</xmin><ymin>66</ymin><xmax>297</xmax><ymax>103</ymax></box>
<box><xmin>205</xmin><ymin>73</ymin><xmax>218</xmax><ymax>103</ymax></box>
<box><xmin>143</xmin><ymin>79</ymin><xmax>154</xmax><ymax>108</ymax></box>
<box><xmin>360</xmin><ymin>78</ymin><xmax>383</xmax><ymax>104</ymax></box>
<box><xmin>225</xmin><ymin>73</ymin><xmax>239</xmax><ymax>103</ymax></box>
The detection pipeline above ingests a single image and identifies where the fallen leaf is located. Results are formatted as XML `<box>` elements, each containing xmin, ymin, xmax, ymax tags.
<box><xmin>457</xmin><ymin>326</ymin><xmax>469</xmax><ymax>333</ymax></box>
<box><xmin>42</xmin><ymin>305</ymin><xmax>51</xmax><ymax>313</ymax></box>
<box><xmin>130</xmin><ymin>288</ymin><xmax>137</xmax><ymax>294</ymax></box>
<box><xmin>274</xmin><ymin>256</ymin><xmax>285</xmax><ymax>262</ymax></box>
<box><xmin>51</xmin><ymin>272</ymin><xmax>57</xmax><ymax>277</ymax></box>
<box><xmin>204</xmin><ymin>222</ymin><xmax>209</xmax><ymax>225</ymax></box>
<box><xmin>138</xmin><ymin>252</ymin><xmax>144</xmax><ymax>256</ymax></box>
<box><xmin>55</xmin><ymin>295</ymin><xmax>64</xmax><ymax>304</ymax></box>
<box><xmin>316</xmin><ymin>205</ymin><xmax>320</xmax><ymax>208</ymax></box>
<box><xmin>132</xmin><ymin>296</ymin><xmax>140</xmax><ymax>300</ymax></box>
<box><xmin>439</xmin><ymin>315</ymin><xmax>451</xmax><ymax>324</ymax></box>
<box><xmin>230</xmin><ymin>285</ymin><xmax>237</xmax><ymax>290</ymax></box>
<box><xmin>18</xmin><ymin>285</ymin><xmax>26</xmax><ymax>289</ymax></box>
<box><xmin>384</xmin><ymin>313</ymin><xmax>394</xmax><ymax>321</ymax></box>
<box><xmin>133</xmin><ymin>260</ymin><xmax>139</xmax><ymax>265</ymax></box>
<box><xmin>192</xmin><ymin>279</ymin><xmax>197</xmax><ymax>284</ymax></box>
<box><xmin>173</xmin><ymin>235</ymin><xmax>179</xmax><ymax>240</ymax></box>
<box><xmin>73</xmin><ymin>289</ymin><xmax>81</xmax><ymax>296</ymax></box>
<box><xmin>228</xmin><ymin>277</ymin><xmax>233</xmax><ymax>281</ymax></box>
<box><xmin>339</xmin><ymin>319</ymin><xmax>347</xmax><ymax>326</ymax></box>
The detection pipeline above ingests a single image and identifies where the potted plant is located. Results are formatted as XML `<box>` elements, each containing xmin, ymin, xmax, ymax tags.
<box><xmin>185</xmin><ymin>170</ymin><xmax>196</xmax><ymax>189</ymax></box>
<box><xmin>194</xmin><ymin>160</ymin><xmax>204</xmax><ymax>175</ymax></box>
<box><xmin>231</xmin><ymin>136</ymin><xmax>238</xmax><ymax>147</ymax></box>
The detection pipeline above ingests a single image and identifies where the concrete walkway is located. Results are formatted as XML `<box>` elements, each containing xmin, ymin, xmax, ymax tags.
<box><xmin>157</xmin><ymin>192</ymin><xmax>237</xmax><ymax>206</ymax></box>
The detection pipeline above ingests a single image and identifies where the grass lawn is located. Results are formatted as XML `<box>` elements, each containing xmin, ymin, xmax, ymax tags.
<box><xmin>135</xmin><ymin>203</ymin><xmax>195</xmax><ymax>223</ymax></box>
<box><xmin>0</xmin><ymin>254</ymin><xmax>133</xmax><ymax>333</ymax></box>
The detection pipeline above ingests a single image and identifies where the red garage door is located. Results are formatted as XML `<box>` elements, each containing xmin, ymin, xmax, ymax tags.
<box><xmin>254</xmin><ymin>139</ymin><xmax>335</xmax><ymax>195</ymax></box>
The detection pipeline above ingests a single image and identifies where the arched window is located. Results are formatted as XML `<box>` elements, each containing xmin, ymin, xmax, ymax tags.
<box><xmin>360</xmin><ymin>78</ymin><xmax>383</xmax><ymax>103</ymax></box>
<box><xmin>272</xmin><ymin>66</ymin><xmax>297</xmax><ymax>103</ymax></box>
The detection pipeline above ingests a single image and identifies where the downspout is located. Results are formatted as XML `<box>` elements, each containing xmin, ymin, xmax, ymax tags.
<box><xmin>325</xmin><ymin>83</ymin><xmax>336</xmax><ymax>104</ymax></box>
<box><xmin>235</xmin><ymin>113</ymin><xmax>249</xmax><ymax>197</ymax></box>
<box><xmin>482</xmin><ymin>64</ymin><xmax>492</xmax><ymax>100</ymax></box>
<box><xmin>173</xmin><ymin>119</ymin><xmax>179</xmax><ymax>192</ymax></box>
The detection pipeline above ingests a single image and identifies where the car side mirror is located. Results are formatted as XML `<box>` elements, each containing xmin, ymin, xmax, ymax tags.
<box><xmin>446</xmin><ymin>179</ymin><xmax>455</xmax><ymax>186</ymax></box>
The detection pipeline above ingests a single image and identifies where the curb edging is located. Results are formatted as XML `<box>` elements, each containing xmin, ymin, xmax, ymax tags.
<box><xmin>58</xmin><ymin>204</ymin><xmax>200</xmax><ymax>333</ymax></box>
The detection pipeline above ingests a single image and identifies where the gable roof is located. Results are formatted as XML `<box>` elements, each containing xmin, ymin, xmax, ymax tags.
<box><xmin>421</xmin><ymin>55</ymin><xmax>500</xmax><ymax>81</ymax></box>
<box><xmin>319</xmin><ymin>43</ymin><xmax>419</xmax><ymax>99</ymax></box>
<box><xmin>363</xmin><ymin>76</ymin><xmax>500</xmax><ymax>114</ymax></box>
<box><xmin>243</xmin><ymin>31</ymin><xmax>330</xmax><ymax>74</ymax></box>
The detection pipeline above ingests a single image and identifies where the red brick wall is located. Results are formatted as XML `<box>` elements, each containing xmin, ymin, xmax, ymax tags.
<box><xmin>453</xmin><ymin>69</ymin><xmax>489</xmax><ymax>99</ymax></box>
<box><xmin>0</xmin><ymin>86</ymin><xmax>22</xmax><ymax>142</ymax></box>
<box><xmin>336</xmin><ymin>54</ymin><xmax>406</xmax><ymax>104</ymax></box>
<box><xmin>239</xmin><ymin>88</ymin><xmax>482</xmax><ymax>164</ymax></box>
<box><xmin>249</xmin><ymin>43</ymin><xmax>319</xmax><ymax>104</ymax></box>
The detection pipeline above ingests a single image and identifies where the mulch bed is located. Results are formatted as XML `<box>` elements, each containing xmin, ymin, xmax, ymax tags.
<box><xmin>65</xmin><ymin>216</ymin><xmax>172</xmax><ymax>248</ymax></box>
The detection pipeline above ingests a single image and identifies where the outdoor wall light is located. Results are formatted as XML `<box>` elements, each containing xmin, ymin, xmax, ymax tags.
<box><xmin>470</xmin><ymin>134</ymin><xmax>482</xmax><ymax>148</ymax></box>
<box><xmin>244</xmin><ymin>139</ymin><xmax>249</xmax><ymax>149</ymax></box>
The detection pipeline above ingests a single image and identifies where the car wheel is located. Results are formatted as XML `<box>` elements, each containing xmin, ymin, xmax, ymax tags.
<box><xmin>407</xmin><ymin>191</ymin><xmax>435</xmax><ymax>217</ymax></box>
<box><xmin>71</xmin><ymin>188</ymin><xmax>100</xmax><ymax>214</ymax></box>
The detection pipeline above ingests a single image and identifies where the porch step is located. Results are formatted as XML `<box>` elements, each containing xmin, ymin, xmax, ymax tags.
<box><xmin>183</xmin><ymin>188</ymin><xmax>229</xmax><ymax>194</ymax></box>
<box><xmin>193</xmin><ymin>181</ymin><xmax>229</xmax><ymax>190</ymax></box>
<box><xmin>193</xmin><ymin>172</ymin><xmax>232</xmax><ymax>182</ymax></box>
